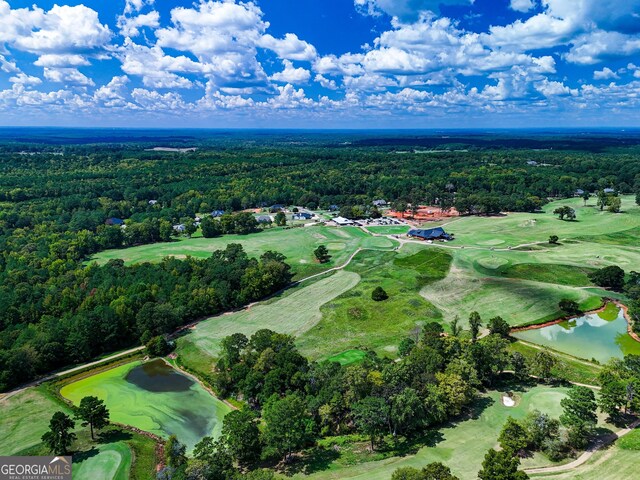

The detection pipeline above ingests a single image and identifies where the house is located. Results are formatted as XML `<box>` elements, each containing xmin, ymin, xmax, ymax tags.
<box><xmin>293</xmin><ymin>212</ymin><xmax>313</xmax><ymax>221</ymax></box>
<box><xmin>328</xmin><ymin>204</ymin><xmax>339</xmax><ymax>212</ymax></box>
<box><xmin>148</xmin><ymin>200</ymin><xmax>158</xmax><ymax>205</ymax></box>
<box><xmin>527</xmin><ymin>160</ymin><xmax>538</xmax><ymax>166</ymax></box>
<box><xmin>333</xmin><ymin>216</ymin><xmax>355</xmax><ymax>226</ymax></box>
<box><xmin>270</xmin><ymin>204</ymin><xmax>285</xmax><ymax>212</ymax></box>
<box><xmin>372</xmin><ymin>199</ymin><xmax>387</xmax><ymax>207</ymax></box>
<box><xmin>257</xmin><ymin>215</ymin><xmax>273</xmax><ymax>223</ymax></box>
<box><xmin>408</xmin><ymin>227</ymin><xmax>453</xmax><ymax>241</ymax></box>
<box><xmin>105</xmin><ymin>217</ymin><xmax>124</xmax><ymax>226</ymax></box>
<box><xmin>173</xmin><ymin>224</ymin><xmax>186</xmax><ymax>232</ymax></box>
<box><xmin>211</xmin><ymin>210</ymin><xmax>225</xmax><ymax>217</ymax></box>
<box><xmin>575</xmin><ymin>189</ymin><xmax>585</xmax><ymax>196</ymax></box>
<box><xmin>604</xmin><ymin>188</ymin><xmax>615</xmax><ymax>194</ymax></box>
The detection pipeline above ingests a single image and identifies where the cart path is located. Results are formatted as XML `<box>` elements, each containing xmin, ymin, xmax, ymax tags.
<box><xmin>2</xmin><ymin>243</ymin><xmax>389</xmax><ymax>399</ymax></box>
<box><xmin>525</xmin><ymin>418</ymin><xmax>640</xmax><ymax>475</ymax></box>
<box><xmin>0</xmin><ymin>346</ymin><xmax>144</xmax><ymax>403</ymax></box>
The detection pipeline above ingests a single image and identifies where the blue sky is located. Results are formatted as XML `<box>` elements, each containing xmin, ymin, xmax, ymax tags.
<box><xmin>0</xmin><ymin>0</ymin><xmax>639</xmax><ymax>128</ymax></box>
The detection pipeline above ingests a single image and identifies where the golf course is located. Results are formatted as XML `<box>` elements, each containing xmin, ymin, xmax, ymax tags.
<box><xmin>91</xmin><ymin>225</ymin><xmax>397</xmax><ymax>279</ymax></box>
<box><xmin>293</xmin><ymin>385</ymin><xmax>579</xmax><ymax>480</ymax></box>
<box><xmin>4</xmin><ymin>193</ymin><xmax>640</xmax><ymax>479</ymax></box>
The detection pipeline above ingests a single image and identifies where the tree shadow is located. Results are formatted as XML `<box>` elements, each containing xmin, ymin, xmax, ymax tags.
<box><xmin>98</xmin><ymin>428</ymin><xmax>133</xmax><ymax>444</ymax></box>
<box><xmin>72</xmin><ymin>447</ymin><xmax>100</xmax><ymax>463</ymax></box>
<box><xmin>279</xmin><ymin>447</ymin><xmax>341</xmax><ymax>476</ymax></box>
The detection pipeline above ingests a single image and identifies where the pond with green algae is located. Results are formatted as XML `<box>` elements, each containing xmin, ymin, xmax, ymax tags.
<box><xmin>513</xmin><ymin>305</ymin><xmax>640</xmax><ymax>363</ymax></box>
<box><xmin>60</xmin><ymin>359</ymin><xmax>231</xmax><ymax>452</ymax></box>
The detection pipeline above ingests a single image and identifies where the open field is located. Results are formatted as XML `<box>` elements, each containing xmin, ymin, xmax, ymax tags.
<box><xmin>60</xmin><ymin>360</ymin><xmax>231</xmax><ymax>452</ymax></box>
<box><xmin>296</xmin><ymin>247</ymin><xmax>451</xmax><ymax>359</ymax></box>
<box><xmin>91</xmin><ymin>226</ymin><xmax>397</xmax><ymax>279</ymax></box>
<box><xmin>0</xmin><ymin>387</ymin><xmax>72</xmax><ymax>455</ymax></box>
<box><xmin>296</xmin><ymin>384</ymin><xmax>571</xmax><ymax>480</ymax></box>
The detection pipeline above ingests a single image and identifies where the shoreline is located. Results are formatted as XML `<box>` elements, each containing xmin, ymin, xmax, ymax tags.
<box><xmin>510</xmin><ymin>299</ymin><xmax>640</xmax><ymax>344</ymax></box>
<box><xmin>510</xmin><ymin>300</ymin><xmax>609</xmax><ymax>333</ymax></box>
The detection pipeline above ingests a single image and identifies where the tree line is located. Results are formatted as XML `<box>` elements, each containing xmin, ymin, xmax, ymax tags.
<box><xmin>0</xmin><ymin>245</ymin><xmax>292</xmax><ymax>391</ymax></box>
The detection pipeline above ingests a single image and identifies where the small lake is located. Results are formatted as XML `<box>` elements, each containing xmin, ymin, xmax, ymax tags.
<box><xmin>61</xmin><ymin>359</ymin><xmax>232</xmax><ymax>452</ymax></box>
<box><xmin>513</xmin><ymin>306</ymin><xmax>640</xmax><ymax>363</ymax></box>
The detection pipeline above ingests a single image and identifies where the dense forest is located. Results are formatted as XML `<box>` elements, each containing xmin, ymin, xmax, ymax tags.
<box><xmin>2</xmin><ymin>130</ymin><xmax>640</xmax><ymax>392</ymax></box>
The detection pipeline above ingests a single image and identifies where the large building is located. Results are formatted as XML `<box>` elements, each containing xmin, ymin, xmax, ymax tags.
<box><xmin>408</xmin><ymin>227</ymin><xmax>453</xmax><ymax>241</ymax></box>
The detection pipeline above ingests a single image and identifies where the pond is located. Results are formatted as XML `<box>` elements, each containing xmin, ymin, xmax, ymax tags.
<box><xmin>513</xmin><ymin>305</ymin><xmax>640</xmax><ymax>363</ymax></box>
<box><xmin>60</xmin><ymin>359</ymin><xmax>232</xmax><ymax>452</ymax></box>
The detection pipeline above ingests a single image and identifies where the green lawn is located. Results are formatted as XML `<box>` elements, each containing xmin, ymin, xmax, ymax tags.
<box><xmin>178</xmin><ymin>270</ymin><xmax>362</xmax><ymax>372</ymax></box>
<box><xmin>296</xmin><ymin>248</ymin><xmax>450</xmax><ymax>360</ymax></box>
<box><xmin>60</xmin><ymin>361</ymin><xmax>231</xmax><ymax>452</ymax></box>
<box><xmin>0</xmin><ymin>387</ymin><xmax>73</xmax><ymax>455</ymax></box>
<box><xmin>444</xmin><ymin>196</ymin><xmax>640</xmax><ymax>249</ymax></box>
<box><xmin>491</xmin><ymin>263</ymin><xmax>595</xmax><ymax>287</ymax></box>
<box><xmin>90</xmin><ymin>226</ymin><xmax>397</xmax><ymax>279</ymax></box>
<box><xmin>295</xmin><ymin>385</ymin><xmax>570</xmax><ymax>480</ymax></box>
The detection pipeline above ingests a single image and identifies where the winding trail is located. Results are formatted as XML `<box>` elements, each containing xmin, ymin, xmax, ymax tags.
<box><xmin>525</xmin><ymin>419</ymin><xmax>640</xmax><ymax>475</ymax></box>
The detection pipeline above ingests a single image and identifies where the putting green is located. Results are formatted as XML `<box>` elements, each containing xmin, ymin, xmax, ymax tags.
<box><xmin>60</xmin><ymin>360</ymin><xmax>231</xmax><ymax>452</ymax></box>
<box><xmin>327</xmin><ymin>349</ymin><xmax>367</xmax><ymax>365</ymax></box>
<box><xmin>73</xmin><ymin>442</ymin><xmax>131</xmax><ymax>480</ymax></box>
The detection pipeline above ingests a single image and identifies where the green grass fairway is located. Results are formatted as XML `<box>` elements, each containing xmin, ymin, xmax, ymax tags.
<box><xmin>296</xmin><ymin>385</ymin><xmax>569</xmax><ymax>480</ymax></box>
<box><xmin>444</xmin><ymin>196</ymin><xmax>640</xmax><ymax>249</ymax></box>
<box><xmin>326</xmin><ymin>349</ymin><xmax>367</xmax><ymax>365</ymax></box>
<box><xmin>489</xmin><ymin>263</ymin><xmax>595</xmax><ymax>287</ymax></box>
<box><xmin>296</xmin><ymin>248</ymin><xmax>450</xmax><ymax>360</ymax></box>
<box><xmin>73</xmin><ymin>441</ymin><xmax>131</xmax><ymax>480</ymax></box>
<box><xmin>178</xmin><ymin>270</ymin><xmax>361</xmax><ymax>371</ymax></box>
<box><xmin>421</xmin><ymin>260</ymin><xmax>598</xmax><ymax>328</ymax></box>
<box><xmin>90</xmin><ymin>226</ymin><xmax>396</xmax><ymax>279</ymax></box>
<box><xmin>0</xmin><ymin>388</ymin><xmax>73</xmax><ymax>455</ymax></box>
<box><xmin>60</xmin><ymin>361</ymin><xmax>231</xmax><ymax>452</ymax></box>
